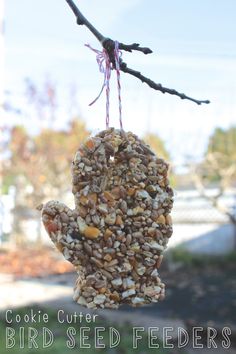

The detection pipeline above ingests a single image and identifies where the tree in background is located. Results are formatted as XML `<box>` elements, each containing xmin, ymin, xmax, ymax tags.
<box><xmin>143</xmin><ymin>133</ymin><xmax>170</xmax><ymax>161</ymax></box>
<box><xmin>3</xmin><ymin>119</ymin><xmax>90</xmax><ymax>244</ymax></box>
<box><xmin>192</xmin><ymin>126</ymin><xmax>236</xmax><ymax>228</ymax></box>
<box><xmin>207</xmin><ymin>127</ymin><xmax>236</xmax><ymax>162</ymax></box>
<box><xmin>206</xmin><ymin>127</ymin><xmax>236</xmax><ymax>182</ymax></box>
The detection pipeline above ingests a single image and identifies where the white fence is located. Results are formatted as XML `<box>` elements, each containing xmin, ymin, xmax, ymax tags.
<box><xmin>170</xmin><ymin>189</ymin><xmax>236</xmax><ymax>254</ymax></box>
<box><xmin>1</xmin><ymin>188</ymin><xmax>236</xmax><ymax>253</ymax></box>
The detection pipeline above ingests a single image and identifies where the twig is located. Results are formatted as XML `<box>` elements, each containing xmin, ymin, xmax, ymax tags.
<box><xmin>121</xmin><ymin>63</ymin><xmax>210</xmax><ymax>105</ymax></box>
<box><xmin>119</xmin><ymin>42</ymin><xmax>153</xmax><ymax>55</ymax></box>
<box><xmin>65</xmin><ymin>0</ymin><xmax>104</xmax><ymax>42</ymax></box>
<box><xmin>65</xmin><ymin>0</ymin><xmax>152</xmax><ymax>55</ymax></box>
<box><xmin>65</xmin><ymin>0</ymin><xmax>210</xmax><ymax>105</ymax></box>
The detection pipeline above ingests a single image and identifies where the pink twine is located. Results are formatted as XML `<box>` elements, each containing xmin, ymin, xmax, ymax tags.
<box><xmin>85</xmin><ymin>44</ymin><xmax>111</xmax><ymax>128</ymax></box>
<box><xmin>114</xmin><ymin>41</ymin><xmax>123</xmax><ymax>130</ymax></box>
<box><xmin>85</xmin><ymin>41</ymin><xmax>123</xmax><ymax>130</ymax></box>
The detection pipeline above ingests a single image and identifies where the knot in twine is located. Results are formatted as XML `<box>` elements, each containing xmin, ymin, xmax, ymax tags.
<box><xmin>85</xmin><ymin>41</ymin><xmax>123</xmax><ymax>130</ymax></box>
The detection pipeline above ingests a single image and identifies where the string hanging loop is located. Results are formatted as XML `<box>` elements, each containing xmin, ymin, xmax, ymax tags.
<box><xmin>85</xmin><ymin>41</ymin><xmax>123</xmax><ymax>129</ymax></box>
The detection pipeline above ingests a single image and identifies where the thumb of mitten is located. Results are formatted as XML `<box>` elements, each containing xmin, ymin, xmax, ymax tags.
<box><xmin>41</xmin><ymin>200</ymin><xmax>78</xmax><ymax>262</ymax></box>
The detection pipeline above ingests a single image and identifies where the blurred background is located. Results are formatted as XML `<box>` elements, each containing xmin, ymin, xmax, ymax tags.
<box><xmin>0</xmin><ymin>0</ymin><xmax>236</xmax><ymax>353</ymax></box>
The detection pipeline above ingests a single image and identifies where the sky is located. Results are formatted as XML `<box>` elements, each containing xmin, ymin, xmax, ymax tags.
<box><xmin>2</xmin><ymin>0</ymin><xmax>236</xmax><ymax>164</ymax></box>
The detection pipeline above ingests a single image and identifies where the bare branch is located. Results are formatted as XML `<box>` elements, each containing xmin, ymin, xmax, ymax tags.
<box><xmin>65</xmin><ymin>0</ymin><xmax>104</xmax><ymax>42</ymax></box>
<box><xmin>119</xmin><ymin>42</ymin><xmax>153</xmax><ymax>55</ymax></box>
<box><xmin>65</xmin><ymin>0</ymin><xmax>152</xmax><ymax>55</ymax></box>
<box><xmin>65</xmin><ymin>0</ymin><xmax>210</xmax><ymax>106</ymax></box>
<box><xmin>121</xmin><ymin>63</ymin><xmax>210</xmax><ymax>105</ymax></box>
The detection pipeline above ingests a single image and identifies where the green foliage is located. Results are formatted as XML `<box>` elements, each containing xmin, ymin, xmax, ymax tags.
<box><xmin>206</xmin><ymin>126</ymin><xmax>236</xmax><ymax>174</ymax></box>
<box><xmin>207</xmin><ymin>126</ymin><xmax>236</xmax><ymax>162</ymax></box>
<box><xmin>170</xmin><ymin>247</ymin><xmax>236</xmax><ymax>268</ymax></box>
<box><xmin>1</xmin><ymin>175</ymin><xmax>15</xmax><ymax>194</ymax></box>
<box><xmin>200</xmin><ymin>126</ymin><xmax>236</xmax><ymax>183</ymax></box>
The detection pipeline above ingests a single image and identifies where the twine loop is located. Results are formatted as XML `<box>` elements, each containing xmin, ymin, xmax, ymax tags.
<box><xmin>85</xmin><ymin>41</ymin><xmax>123</xmax><ymax>129</ymax></box>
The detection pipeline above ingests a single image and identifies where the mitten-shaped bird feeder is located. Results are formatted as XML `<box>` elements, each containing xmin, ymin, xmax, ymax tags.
<box><xmin>42</xmin><ymin>128</ymin><xmax>173</xmax><ymax>309</ymax></box>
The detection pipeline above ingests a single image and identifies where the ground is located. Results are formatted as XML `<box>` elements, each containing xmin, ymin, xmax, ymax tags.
<box><xmin>0</xmin><ymin>246</ymin><xmax>73</xmax><ymax>277</ymax></box>
<box><xmin>129</xmin><ymin>254</ymin><xmax>236</xmax><ymax>327</ymax></box>
<box><xmin>0</xmin><ymin>247</ymin><xmax>236</xmax><ymax>326</ymax></box>
<box><xmin>0</xmin><ymin>246</ymin><xmax>236</xmax><ymax>353</ymax></box>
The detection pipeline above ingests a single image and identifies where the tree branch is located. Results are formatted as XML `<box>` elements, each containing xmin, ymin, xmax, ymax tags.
<box><xmin>118</xmin><ymin>42</ymin><xmax>153</xmax><ymax>55</ymax></box>
<box><xmin>121</xmin><ymin>63</ymin><xmax>210</xmax><ymax>105</ymax></box>
<box><xmin>65</xmin><ymin>0</ymin><xmax>104</xmax><ymax>42</ymax></box>
<box><xmin>65</xmin><ymin>0</ymin><xmax>210</xmax><ymax>105</ymax></box>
